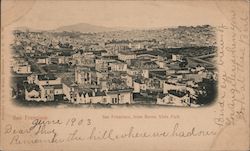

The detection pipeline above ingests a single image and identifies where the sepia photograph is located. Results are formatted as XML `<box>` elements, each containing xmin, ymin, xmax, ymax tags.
<box><xmin>1</xmin><ymin>1</ymin><xmax>249</xmax><ymax>151</ymax></box>
<box><xmin>10</xmin><ymin>2</ymin><xmax>218</xmax><ymax>108</ymax></box>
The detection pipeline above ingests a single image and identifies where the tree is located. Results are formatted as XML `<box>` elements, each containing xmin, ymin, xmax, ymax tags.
<box><xmin>79</xmin><ymin>49</ymin><xmax>83</xmax><ymax>54</ymax></box>
<box><xmin>196</xmin><ymin>78</ymin><xmax>217</xmax><ymax>105</ymax></box>
<box><xmin>179</xmin><ymin>58</ymin><xmax>188</xmax><ymax>68</ymax></box>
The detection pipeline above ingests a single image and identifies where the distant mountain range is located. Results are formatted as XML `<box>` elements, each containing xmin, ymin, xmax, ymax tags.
<box><xmin>16</xmin><ymin>23</ymin><xmax>214</xmax><ymax>36</ymax></box>
<box><xmin>55</xmin><ymin>23</ymin><xmax>121</xmax><ymax>33</ymax></box>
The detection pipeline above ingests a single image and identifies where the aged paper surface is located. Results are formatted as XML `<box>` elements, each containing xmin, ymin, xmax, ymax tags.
<box><xmin>0</xmin><ymin>0</ymin><xmax>249</xmax><ymax>151</ymax></box>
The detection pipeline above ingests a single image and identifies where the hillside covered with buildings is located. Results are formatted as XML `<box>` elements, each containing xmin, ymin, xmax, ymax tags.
<box><xmin>11</xmin><ymin>24</ymin><xmax>217</xmax><ymax>107</ymax></box>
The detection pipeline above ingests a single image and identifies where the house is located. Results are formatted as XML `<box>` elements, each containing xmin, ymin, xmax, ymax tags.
<box><xmin>96</xmin><ymin>71</ymin><xmax>108</xmax><ymax>84</ymax></box>
<box><xmin>27</xmin><ymin>73</ymin><xmax>38</xmax><ymax>84</ymax></box>
<box><xmin>75</xmin><ymin>67</ymin><xmax>92</xmax><ymax>85</ymax></box>
<box><xmin>68</xmin><ymin>87</ymin><xmax>132</xmax><ymax>105</ymax></box>
<box><xmin>149</xmin><ymin>70</ymin><xmax>166</xmax><ymax>79</ymax></box>
<box><xmin>155</xmin><ymin>60</ymin><xmax>167</xmax><ymax>68</ymax></box>
<box><xmin>58</xmin><ymin>56</ymin><xmax>66</xmax><ymax>64</ymax></box>
<box><xmin>76</xmin><ymin>90</ymin><xmax>108</xmax><ymax>104</ymax></box>
<box><xmin>25</xmin><ymin>89</ymin><xmax>40</xmax><ymax>100</ymax></box>
<box><xmin>118</xmin><ymin>51</ymin><xmax>136</xmax><ymax>61</ymax></box>
<box><xmin>126</xmin><ymin>67</ymin><xmax>140</xmax><ymax>76</ymax></box>
<box><xmin>70</xmin><ymin>88</ymin><xmax>92</xmax><ymax>104</ymax></box>
<box><xmin>50</xmin><ymin>57</ymin><xmax>60</xmax><ymax>64</ymax></box>
<box><xmin>190</xmin><ymin>65</ymin><xmax>206</xmax><ymax>73</ymax></box>
<box><xmin>108</xmin><ymin>76</ymin><xmax>129</xmax><ymax>91</ymax></box>
<box><xmin>52</xmin><ymin>84</ymin><xmax>63</xmax><ymax>95</ymax></box>
<box><xmin>24</xmin><ymin>84</ymin><xmax>40</xmax><ymax>101</ymax></box>
<box><xmin>99</xmin><ymin>79</ymin><xmax>108</xmax><ymax>91</ymax></box>
<box><xmin>35</xmin><ymin>74</ymin><xmax>61</xmax><ymax>86</ymax></box>
<box><xmin>157</xmin><ymin>93</ymin><xmax>170</xmax><ymax>105</ymax></box>
<box><xmin>62</xmin><ymin>77</ymin><xmax>77</xmax><ymax>101</ymax></box>
<box><xmin>141</xmin><ymin>70</ymin><xmax>166</xmax><ymax>89</ymax></box>
<box><xmin>25</xmin><ymin>46</ymin><xmax>34</xmax><ymax>53</ymax></box>
<box><xmin>163</xmin><ymin>81</ymin><xmax>187</xmax><ymax>93</ymax></box>
<box><xmin>128</xmin><ymin>42</ymin><xmax>144</xmax><ymax>50</ymax></box>
<box><xmin>136</xmin><ymin>54</ymin><xmax>157</xmax><ymax>60</ymax></box>
<box><xmin>13</xmin><ymin>64</ymin><xmax>31</xmax><ymax>74</ymax></box>
<box><xmin>142</xmin><ymin>69</ymin><xmax>149</xmax><ymax>78</ymax></box>
<box><xmin>40</xmin><ymin>85</ymin><xmax>55</xmax><ymax>101</ymax></box>
<box><xmin>39</xmin><ymin>84</ymin><xmax>63</xmax><ymax>101</ymax></box>
<box><xmin>126</xmin><ymin>74</ymin><xmax>135</xmax><ymax>88</ymax></box>
<box><xmin>157</xmin><ymin>90</ymin><xmax>190</xmax><ymax>106</ymax></box>
<box><xmin>106</xmin><ymin>89</ymin><xmax>133</xmax><ymax>104</ymax></box>
<box><xmin>62</xmin><ymin>75</ymin><xmax>106</xmax><ymax>104</ymax></box>
<box><xmin>25</xmin><ymin>74</ymin><xmax>63</xmax><ymax>101</ymax></box>
<box><xmin>176</xmin><ymin>69</ymin><xmax>190</xmax><ymax>74</ymax></box>
<box><xmin>145</xmin><ymin>77</ymin><xmax>162</xmax><ymax>90</ymax></box>
<box><xmin>172</xmin><ymin>54</ymin><xmax>182</xmax><ymax>61</ymax></box>
<box><xmin>101</xmin><ymin>54</ymin><xmax>119</xmax><ymax>60</ymax></box>
<box><xmin>142</xmin><ymin>61</ymin><xmax>159</xmax><ymax>69</ymax></box>
<box><xmin>12</xmin><ymin>59</ymin><xmax>31</xmax><ymax>74</ymax></box>
<box><xmin>82</xmin><ymin>52</ymin><xmax>95</xmax><ymax>58</ymax></box>
<box><xmin>78</xmin><ymin>57</ymin><xmax>95</xmax><ymax>67</ymax></box>
<box><xmin>37</xmin><ymin>57</ymin><xmax>49</xmax><ymax>64</ymax></box>
<box><xmin>184</xmin><ymin>73</ymin><xmax>207</xmax><ymax>83</ymax></box>
<box><xmin>109</xmin><ymin>61</ymin><xmax>127</xmax><ymax>72</ymax></box>
<box><xmin>95</xmin><ymin>58</ymin><xmax>109</xmax><ymax>72</ymax></box>
<box><xmin>133</xmin><ymin>79</ymin><xmax>146</xmax><ymax>93</ymax></box>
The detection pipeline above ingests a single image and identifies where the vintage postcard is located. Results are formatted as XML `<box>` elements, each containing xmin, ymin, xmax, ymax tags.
<box><xmin>0</xmin><ymin>0</ymin><xmax>249</xmax><ymax>150</ymax></box>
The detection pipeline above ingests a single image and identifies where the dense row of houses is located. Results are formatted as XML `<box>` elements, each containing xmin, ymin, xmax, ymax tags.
<box><xmin>24</xmin><ymin>73</ymin><xmax>133</xmax><ymax>104</ymax></box>
<box><xmin>11</xmin><ymin>56</ymin><xmax>32</xmax><ymax>74</ymax></box>
<box><xmin>12</xmin><ymin>29</ymin><xmax>217</xmax><ymax>107</ymax></box>
<box><xmin>22</xmin><ymin>53</ymin><xmax>216</xmax><ymax>106</ymax></box>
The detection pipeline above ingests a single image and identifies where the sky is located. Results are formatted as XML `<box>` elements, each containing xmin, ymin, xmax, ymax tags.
<box><xmin>4</xmin><ymin>1</ymin><xmax>232</xmax><ymax>30</ymax></box>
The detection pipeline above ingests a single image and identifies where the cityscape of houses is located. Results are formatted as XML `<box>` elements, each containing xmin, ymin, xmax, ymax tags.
<box><xmin>11</xmin><ymin>24</ymin><xmax>217</xmax><ymax>107</ymax></box>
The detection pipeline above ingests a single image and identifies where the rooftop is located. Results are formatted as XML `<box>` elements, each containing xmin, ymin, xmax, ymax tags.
<box><xmin>62</xmin><ymin>76</ymin><xmax>75</xmax><ymax>87</ymax></box>
<box><xmin>107</xmin><ymin>88</ymin><xmax>133</xmax><ymax>94</ymax></box>
<box><xmin>38</xmin><ymin>74</ymin><xmax>57</xmax><ymax>81</ymax></box>
<box><xmin>134</xmin><ymin>78</ymin><xmax>144</xmax><ymax>84</ymax></box>
<box><xmin>119</xmin><ymin>51</ymin><xmax>135</xmax><ymax>55</ymax></box>
<box><xmin>168</xmin><ymin>90</ymin><xmax>187</xmax><ymax>98</ymax></box>
<box><xmin>25</xmin><ymin>83</ymin><xmax>40</xmax><ymax>92</ymax></box>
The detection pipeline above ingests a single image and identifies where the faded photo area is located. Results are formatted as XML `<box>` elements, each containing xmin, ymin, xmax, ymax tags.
<box><xmin>10</xmin><ymin>1</ymin><xmax>218</xmax><ymax>108</ymax></box>
<box><xmin>1</xmin><ymin>1</ymin><xmax>249</xmax><ymax>151</ymax></box>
